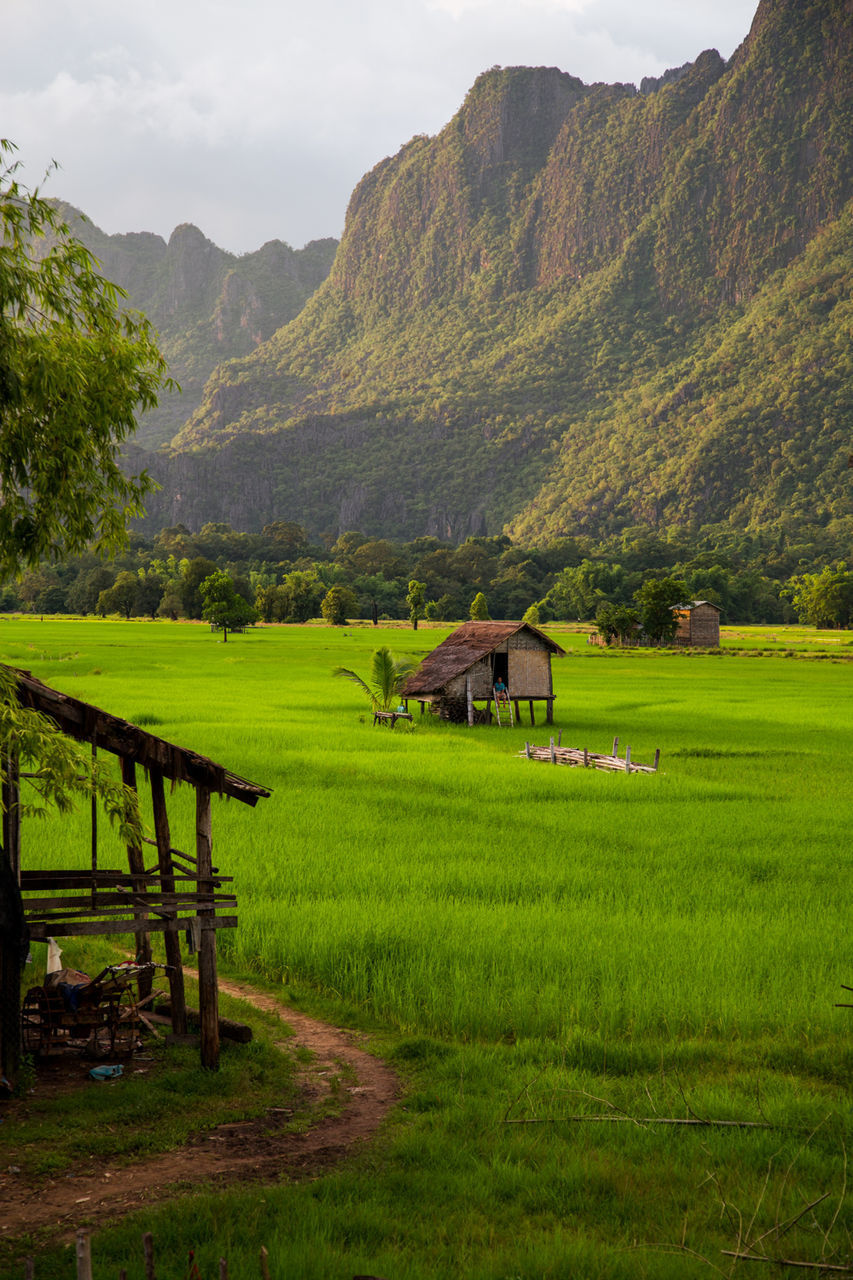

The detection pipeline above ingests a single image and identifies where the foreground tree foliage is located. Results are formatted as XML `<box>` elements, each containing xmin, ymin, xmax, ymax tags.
<box><xmin>0</xmin><ymin>141</ymin><xmax>171</xmax><ymax>579</ymax></box>
<box><xmin>0</xmin><ymin>140</ymin><xmax>172</xmax><ymax>849</ymax></box>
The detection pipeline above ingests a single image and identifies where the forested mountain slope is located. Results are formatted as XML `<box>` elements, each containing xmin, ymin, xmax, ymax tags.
<box><xmin>52</xmin><ymin>206</ymin><xmax>337</xmax><ymax>447</ymax></box>
<box><xmin>136</xmin><ymin>0</ymin><xmax>853</xmax><ymax>547</ymax></box>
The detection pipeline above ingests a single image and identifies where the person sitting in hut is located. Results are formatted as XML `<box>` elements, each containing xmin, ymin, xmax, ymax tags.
<box><xmin>494</xmin><ymin>677</ymin><xmax>509</xmax><ymax>704</ymax></box>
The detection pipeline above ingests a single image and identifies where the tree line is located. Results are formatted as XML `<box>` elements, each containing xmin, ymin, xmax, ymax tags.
<box><xmin>4</xmin><ymin>519</ymin><xmax>852</xmax><ymax>629</ymax></box>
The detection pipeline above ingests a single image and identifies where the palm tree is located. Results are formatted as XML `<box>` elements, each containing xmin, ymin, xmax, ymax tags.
<box><xmin>333</xmin><ymin>646</ymin><xmax>418</xmax><ymax>713</ymax></box>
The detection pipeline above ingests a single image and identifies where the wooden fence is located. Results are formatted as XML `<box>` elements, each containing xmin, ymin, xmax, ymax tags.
<box><xmin>22</xmin><ymin>1229</ymin><xmax>389</xmax><ymax>1280</ymax></box>
<box><xmin>520</xmin><ymin>734</ymin><xmax>660</xmax><ymax>774</ymax></box>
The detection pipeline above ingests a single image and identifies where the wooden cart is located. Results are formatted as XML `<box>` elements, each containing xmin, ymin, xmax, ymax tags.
<box><xmin>21</xmin><ymin>961</ymin><xmax>155</xmax><ymax>1057</ymax></box>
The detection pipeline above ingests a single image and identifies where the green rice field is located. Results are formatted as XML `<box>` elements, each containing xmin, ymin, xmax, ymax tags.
<box><xmin>3</xmin><ymin>617</ymin><xmax>852</xmax><ymax>1279</ymax></box>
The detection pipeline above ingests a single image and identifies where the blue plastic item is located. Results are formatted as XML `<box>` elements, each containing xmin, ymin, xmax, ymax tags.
<box><xmin>89</xmin><ymin>1064</ymin><xmax>123</xmax><ymax>1081</ymax></box>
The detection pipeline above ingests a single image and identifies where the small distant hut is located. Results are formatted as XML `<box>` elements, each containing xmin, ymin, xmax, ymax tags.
<box><xmin>673</xmin><ymin>600</ymin><xmax>721</xmax><ymax>647</ymax></box>
<box><xmin>401</xmin><ymin>621</ymin><xmax>564</xmax><ymax>726</ymax></box>
<box><xmin>0</xmin><ymin>667</ymin><xmax>270</xmax><ymax>1085</ymax></box>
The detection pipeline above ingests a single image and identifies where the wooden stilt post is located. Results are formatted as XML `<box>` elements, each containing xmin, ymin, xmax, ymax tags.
<box><xmin>121</xmin><ymin>758</ymin><xmax>153</xmax><ymax>1000</ymax></box>
<box><xmin>550</xmin><ymin>736</ymin><xmax>556</xmax><ymax>763</ymax></box>
<box><xmin>2</xmin><ymin>748</ymin><xmax>21</xmax><ymax>881</ymax></box>
<box><xmin>196</xmin><ymin>786</ymin><xmax>219</xmax><ymax>1070</ymax></box>
<box><xmin>653</xmin><ymin>748</ymin><xmax>661</xmax><ymax>772</ymax></box>
<box><xmin>513</xmin><ymin>699</ymin><xmax>520</xmax><ymax>724</ymax></box>
<box><xmin>466</xmin><ymin>676</ymin><xmax>474</xmax><ymax>727</ymax></box>
<box><xmin>528</xmin><ymin>700</ymin><xmax>535</xmax><ymax>727</ymax></box>
<box><xmin>150</xmin><ymin>768</ymin><xmax>187</xmax><ymax>1035</ymax></box>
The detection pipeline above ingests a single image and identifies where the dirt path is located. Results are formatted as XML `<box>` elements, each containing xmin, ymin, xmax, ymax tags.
<box><xmin>0</xmin><ymin>976</ymin><xmax>399</xmax><ymax>1240</ymax></box>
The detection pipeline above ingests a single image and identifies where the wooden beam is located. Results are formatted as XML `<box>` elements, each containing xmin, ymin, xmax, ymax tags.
<box><xmin>20</xmin><ymin>869</ymin><xmax>232</xmax><ymax>887</ymax></box>
<box><xmin>150</xmin><ymin>767</ymin><xmax>187</xmax><ymax>1035</ymax></box>
<box><xmin>121</xmin><ymin>758</ymin><xmax>153</xmax><ymax>999</ymax></box>
<box><xmin>27</xmin><ymin>916</ymin><xmax>237</xmax><ymax>941</ymax></box>
<box><xmin>196</xmin><ymin>786</ymin><xmax>220</xmax><ymax>1070</ymax></box>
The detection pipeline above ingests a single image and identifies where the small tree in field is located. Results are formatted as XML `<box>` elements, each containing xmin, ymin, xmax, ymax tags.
<box><xmin>595</xmin><ymin>601</ymin><xmax>640</xmax><ymax>645</ymax></box>
<box><xmin>200</xmin><ymin>570</ymin><xmax>256</xmax><ymax>642</ymax></box>
<box><xmin>406</xmin><ymin>579</ymin><xmax>426</xmax><ymax>630</ymax></box>
<box><xmin>333</xmin><ymin>647</ymin><xmax>418</xmax><ymax>713</ymax></box>
<box><xmin>470</xmin><ymin>592</ymin><xmax>490</xmax><ymax>621</ymax></box>
<box><xmin>633</xmin><ymin>576</ymin><xmax>688</xmax><ymax>644</ymax></box>
<box><xmin>321</xmin><ymin>585</ymin><xmax>357</xmax><ymax>626</ymax></box>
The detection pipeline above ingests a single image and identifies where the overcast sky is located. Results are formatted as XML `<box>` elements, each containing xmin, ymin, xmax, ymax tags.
<box><xmin>3</xmin><ymin>0</ymin><xmax>760</xmax><ymax>255</ymax></box>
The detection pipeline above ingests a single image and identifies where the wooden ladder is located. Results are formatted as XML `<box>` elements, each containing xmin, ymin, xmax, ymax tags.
<box><xmin>493</xmin><ymin>693</ymin><xmax>515</xmax><ymax>727</ymax></box>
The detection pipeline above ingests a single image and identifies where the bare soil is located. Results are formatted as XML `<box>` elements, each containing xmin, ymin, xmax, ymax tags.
<box><xmin>0</xmin><ymin>975</ymin><xmax>398</xmax><ymax>1242</ymax></box>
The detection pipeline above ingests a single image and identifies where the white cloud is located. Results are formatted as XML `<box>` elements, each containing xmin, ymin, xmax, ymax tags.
<box><xmin>1</xmin><ymin>0</ymin><xmax>760</xmax><ymax>253</ymax></box>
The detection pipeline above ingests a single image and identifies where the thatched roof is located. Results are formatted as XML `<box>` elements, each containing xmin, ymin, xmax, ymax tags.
<box><xmin>401</xmin><ymin>621</ymin><xmax>564</xmax><ymax>697</ymax></box>
<box><xmin>9</xmin><ymin>667</ymin><xmax>270</xmax><ymax>806</ymax></box>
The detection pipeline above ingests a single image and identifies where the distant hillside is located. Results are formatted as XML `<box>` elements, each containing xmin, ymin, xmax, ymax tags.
<box><xmin>52</xmin><ymin>206</ymin><xmax>337</xmax><ymax>447</ymax></box>
<box><xmin>132</xmin><ymin>0</ymin><xmax>853</xmax><ymax>549</ymax></box>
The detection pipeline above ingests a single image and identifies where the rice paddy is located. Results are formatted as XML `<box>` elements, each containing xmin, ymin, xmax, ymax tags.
<box><xmin>4</xmin><ymin>617</ymin><xmax>852</xmax><ymax>1278</ymax></box>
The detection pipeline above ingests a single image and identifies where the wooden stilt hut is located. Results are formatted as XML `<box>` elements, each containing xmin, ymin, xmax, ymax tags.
<box><xmin>0</xmin><ymin>667</ymin><xmax>270</xmax><ymax>1085</ymax></box>
<box><xmin>400</xmin><ymin>621</ymin><xmax>565</xmax><ymax>726</ymax></box>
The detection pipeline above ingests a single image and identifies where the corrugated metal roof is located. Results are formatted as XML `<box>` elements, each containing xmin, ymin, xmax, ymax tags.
<box><xmin>401</xmin><ymin>621</ymin><xmax>564</xmax><ymax>696</ymax></box>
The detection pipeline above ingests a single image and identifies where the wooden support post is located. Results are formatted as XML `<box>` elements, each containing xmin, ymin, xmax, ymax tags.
<box><xmin>196</xmin><ymin>786</ymin><xmax>220</xmax><ymax>1070</ymax></box>
<box><xmin>528</xmin><ymin>700</ymin><xmax>535</xmax><ymax>727</ymax></box>
<box><xmin>513</xmin><ymin>699</ymin><xmax>521</xmax><ymax>724</ymax></box>
<box><xmin>625</xmin><ymin>746</ymin><xmax>632</xmax><ymax>774</ymax></box>
<box><xmin>612</xmin><ymin>736</ymin><xmax>619</xmax><ymax>757</ymax></box>
<box><xmin>546</xmin><ymin>698</ymin><xmax>554</xmax><ymax>725</ymax></box>
<box><xmin>2</xmin><ymin>748</ymin><xmax>21</xmax><ymax>881</ymax></box>
<box><xmin>653</xmin><ymin>749</ymin><xmax>660</xmax><ymax>772</ymax></box>
<box><xmin>550</xmin><ymin>736</ymin><xmax>556</xmax><ymax>763</ymax></box>
<box><xmin>466</xmin><ymin>676</ymin><xmax>474</xmax><ymax>727</ymax></box>
<box><xmin>90</xmin><ymin>743</ymin><xmax>97</xmax><ymax>877</ymax></box>
<box><xmin>121</xmin><ymin>759</ymin><xmax>153</xmax><ymax>1000</ymax></box>
<box><xmin>583</xmin><ymin>748</ymin><xmax>589</xmax><ymax>767</ymax></box>
<box><xmin>76</xmin><ymin>1229</ymin><xmax>93</xmax><ymax>1280</ymax></box>
<box><xmin>524</xmin><ymin>741</ymin><xmax>531</xmax><ymax>759</ymax></box>
<box><xmin>150</xmin><ymin>768</ymin><xmax>186</xmax><ymax>1035</ymax></box>
<box><xmin>557</xmin><ymin>729</ymin><xmax>562</xmax><ymax>747</ymax></box>
<box><xmin>143</xmin><ymin>1231</ymin><xmax>156</xmax><ymax>1280</ymax></box>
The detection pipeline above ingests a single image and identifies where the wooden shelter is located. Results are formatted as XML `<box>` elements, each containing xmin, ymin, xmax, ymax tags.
<box><xmin>673</xmin><ymin>600</ymin><xmax>721</xmax><ymax>647</ymax></box>
<box><xmin>401</xmin><ymin>621</ymin><xmax>564</xmax><ymax>726</ymax></box>
<box><xmin>0</xmin><ymin>667</ymin><xmax>269</xmax><ymax>1084</ymax></box>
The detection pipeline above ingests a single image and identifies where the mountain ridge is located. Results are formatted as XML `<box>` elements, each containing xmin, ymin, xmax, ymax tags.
<box><xmin>49</xmin><ymin>204</ymin><xmax>338</xmax><ymax>448</ymax></box>
<box><xmin>131</xmin><ymin>0</ymin><xmax>852</xmax><ymax>549</ymax></box>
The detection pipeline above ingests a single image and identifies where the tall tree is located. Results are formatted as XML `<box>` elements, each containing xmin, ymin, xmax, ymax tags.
<box><xmin>406</xmin><ymin>579</ymin><xmax>426</xmax><ymax>631</ymax></box>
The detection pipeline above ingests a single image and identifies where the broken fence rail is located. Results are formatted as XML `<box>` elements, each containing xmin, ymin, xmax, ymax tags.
<box><xmin>520</xmin><ymin>735</ymin><xmax>660</xmax><ymax>774</ymax></box>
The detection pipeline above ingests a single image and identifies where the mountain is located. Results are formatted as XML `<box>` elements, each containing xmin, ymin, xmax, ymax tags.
<box><xmin>131</xmin><ymin>0</ymin><xmax>853</xmax><ymax>549</ymax></box>
<box><xmin>52</xmin><ymin>206</ymin><xmax>337</xmax><ymax>447</ymax></box>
